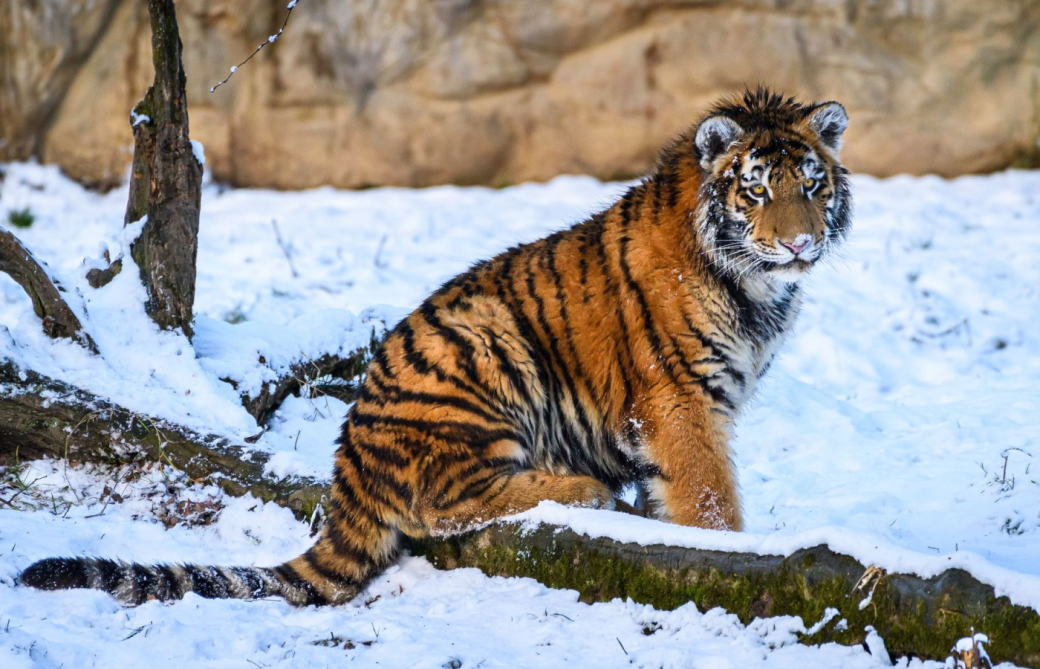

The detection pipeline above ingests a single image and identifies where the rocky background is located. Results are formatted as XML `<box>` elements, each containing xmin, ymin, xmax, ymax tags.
<box><xmin>2</xmin><ymin>0</ymin><xmax>1039</xmax><ymax>190</ymax></box>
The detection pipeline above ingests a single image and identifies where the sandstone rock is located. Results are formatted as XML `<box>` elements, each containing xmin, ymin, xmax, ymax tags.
<box><xmin>0</xmin><ymin>0</ymin><xmax>121</xmax><ymax>160</ymax></box>
<box><xmin>2</xmin><ymin>0</ymin><xmax>1039</xmax><ymax>189</ymax></box>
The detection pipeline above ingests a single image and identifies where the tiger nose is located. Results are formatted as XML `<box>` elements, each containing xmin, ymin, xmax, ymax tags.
<box><xmin>778</xmin><ymin>234</ymin><xmax>812</xmax><ymax>255</ymax></box>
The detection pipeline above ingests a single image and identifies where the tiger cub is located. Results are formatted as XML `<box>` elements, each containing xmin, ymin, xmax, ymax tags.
<box><xmin>22</xmin><ymin>88</ymin><xmax>852</xmax><ymax>606</ymax></box>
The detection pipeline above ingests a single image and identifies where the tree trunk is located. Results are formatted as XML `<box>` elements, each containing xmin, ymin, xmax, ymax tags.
<box><xmin>0</xmin><ymin>228</ymin><xmax>97</xmax><ymax>353</ymax></box>
<box><xmin>124</xmin><ymin>0</ymin><xmax>202</xmax><ymax>338</ymax></box>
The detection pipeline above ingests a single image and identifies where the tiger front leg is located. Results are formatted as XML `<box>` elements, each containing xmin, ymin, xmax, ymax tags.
<box><xmin>636</xmin><ymin>401</ymin><xmax>743</xmax><ymax>531</ymax></box>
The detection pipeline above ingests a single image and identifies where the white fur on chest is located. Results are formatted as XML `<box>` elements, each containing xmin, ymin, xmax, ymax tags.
<box><xmin>722</xmin><ymin>275</ymin><xmax>802</xmax><ymax>408</ymax></box>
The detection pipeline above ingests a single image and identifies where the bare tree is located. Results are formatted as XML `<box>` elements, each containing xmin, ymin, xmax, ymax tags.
<box><xmin>123</xmin><ymin>0</ymin><xmax>203</xmax><ymax>337</ymax></box>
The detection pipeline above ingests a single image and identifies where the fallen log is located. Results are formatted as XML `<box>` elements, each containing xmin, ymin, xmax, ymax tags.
<box><xmin>409</xmin><ymin>521</ymin><xmax>1040</xmax><ymax>667</ymax></box>
<box><xmin>0</xmin><ymin>360</ymin><xmax>329</xmax><ymax>520</ymax></box>
<box><xmin>2</xmin><ymin>360</ymin><xmax>1036</xmax><ymax>665</ymax></box>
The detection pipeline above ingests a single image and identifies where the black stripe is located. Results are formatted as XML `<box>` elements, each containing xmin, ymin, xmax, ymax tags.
<box><xmin>230</xmin><ymin>567</ymin><xmax>268</xmax><ymax>599</ymax></box>
<box><xmin>429</xmin><ymin>458</ymin><xmax>519</xmax><ymax>509</ymax></box>
<box><xmin>350</xmin><ymin>409</ymin><xmax>518</xmax><ymax>447</ymax></box>
<box><xmin>129</xmin><ymin>564</ymin><xmax>159</xmax><ymax>604</ymax></box>
<box><xmin>416</xmin><ymin>301</ymin><xmax>488</xmax><ymax>392</ymax></box>
<box><xmin>364</xmin><ymin>369</ymin><xmax>510</xmax><ymax>426</ymax></box>
<box><xmin>493</xmin><ymin>250</ymin><xmax>555</xmax><ymax>415</ymax></box>
<box><xmin>304</xmin><ymin>547</ymin><xmax>361</xmax><ymax>587</ymax></box>
<box><xmin>273</xmin><ymin>564</ymin><xmax>327</xmax><ymax>606</ymax></box>
<box><xmin>396</xmin><ymin>320</ymin><xmax>499</xmax><ymax>407</ymax></box>
<box><xmin>651</xmin><ymin>176</ymin><xmax>662</xmax><ymax>226</ymax></box>
<box><xmin>348</xmin><ymin>434</ymin><xmax>411</xmax><ymax>469</ymax></box>
<box><xmin>156</xmin><ymin>564</ymin><xmax>185</xmax><ymax>600</ymax></box>
<box><xmin>94</xmin><ymin>558</ymin><xmax>124</xmax><ymax>593</ymax></box>
<box><xmin>184</xmin><ymin>565</ymin><xmax>223</xmax><ymax>599</ymax></box>
<box><xmin>445</xmin><ymin>469</ymin><xmax>511</xmax><ymax>508</ymax></box>
<box><xmin>322</xmin><ymin>519</ymin><xmax>376</xmax><ymax>567</ymax></box>
<box><xmin>337</xmin><ymin>438</ymin><xmax>410</xmax><ymax>510</ymax></box>
<box><xmin>329</xmin><ymin>473</ymin><xmax>383</xmax><ymax>528</ymax></box>
<box><xmin>527</xmin><ymin>241</ymin><xmax>597</xmax><ymax>447</ymax></box>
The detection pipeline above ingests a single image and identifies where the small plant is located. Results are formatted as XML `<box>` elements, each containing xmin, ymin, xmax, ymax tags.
<box><xmin>7</xmin><ymin>207</ymin><xmax>35</xmax><ymax>229</ymax></box>
<box><xmin>947</xmin><ymin>632</ymin><xmax>992</xmax><ymax>668</ymax></box>
<box><xmin>223</xmin><ymin>303</ymin><xmax>248</xmax><ymax>324</ymax></box>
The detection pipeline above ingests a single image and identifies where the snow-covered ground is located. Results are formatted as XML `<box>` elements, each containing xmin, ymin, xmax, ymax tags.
<box><xmin>2</xmin><ymin>162</ymin><xmax>1039</xmax><ymax>667</ymax></box>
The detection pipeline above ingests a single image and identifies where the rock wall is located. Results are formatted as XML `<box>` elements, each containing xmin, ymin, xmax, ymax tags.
<box><xmin>2</xmin><ymin>0</ymin><xmax>1039</xmax><ymax>189</ymax></box>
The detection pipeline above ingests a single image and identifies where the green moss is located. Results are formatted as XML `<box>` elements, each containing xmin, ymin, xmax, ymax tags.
<box><xmin>413</xmin><ymin>525</ymin><xmax>1040</xmax><ymax>666</ymax></box>
<box><xmin>23</xmin><ymin>417</ymin><xmax>63</xmax><ymax>432</ymax></box>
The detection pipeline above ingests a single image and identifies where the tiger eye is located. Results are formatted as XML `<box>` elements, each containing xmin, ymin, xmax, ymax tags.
<box><xmin>803</xmin><ymin>178</ymin><xmax>817</xmax><ymax>189</ymax></box>
<box><xmin>750</xmin><ymin>184</ymin><xmax>766</xmax><ymax>196</ymax></box>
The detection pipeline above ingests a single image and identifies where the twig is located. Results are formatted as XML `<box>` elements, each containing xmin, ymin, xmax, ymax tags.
<box><xmin>121</xmin><ymin>624</ymin><xmax>149</xmax><ymax>641</ymax></box>
<box><xmin>271</xmin><ymin>220</ymin><xmax>299</xmax><ymax>278</ymax></box>
<box><xmin>84</xmin><ymin>499</ymin><xmax>113</xmax><ymax>519</ymax></box>
<box><xmin>616</xmin><ymin>638</ymin><xmax>628</xmax><ymax>655</ymax></box>
<box><xmin>374</xmin><ymin>234</ymin><xmax>389</xmax><ymax>269</ymax></box>
<box><xmin>210</xmin><ymin>1</ymin><xmax>304</xmax><ymax>93</ymax></box>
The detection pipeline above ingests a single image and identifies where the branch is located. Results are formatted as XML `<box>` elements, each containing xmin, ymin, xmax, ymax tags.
<box><xmin>0</xmin><ymin>228</ymin><xmax>98</xmax><ymax>353</ymax></box>
<box><xmin>235</xmin><ymin>338</ymin><xmax>379</xmax><ymax>425</ymax></box>
<box><xmin>210</xmin><ymin>0</ymin><xmax>304</xmax><ymax>93</ymax></box>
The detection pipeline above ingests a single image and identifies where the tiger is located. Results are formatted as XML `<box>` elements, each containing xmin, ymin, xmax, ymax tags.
<box><xmin>20</xmin><ymin>87</ymin><xmax>852</xmax><ymax>607</ymax></box>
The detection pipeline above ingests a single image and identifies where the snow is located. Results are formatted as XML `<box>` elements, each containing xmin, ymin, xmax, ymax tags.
<box><xmin>190</xmin><ymin>139</ymin><xmax>206</xmax><ymax>166</ymax></box>
<box><xmin>864</xmin><ymin>626</ymin><xmax>893</xmax><ymax>665</ymax></box>
<box><xmin>2</xmin><ymin>161</ymin><xmax>1040</xmax><ymax>667</ymax></box>
<box><xmin>955</xmin><ymin>633</ymin><xmax>989</xmax><ymax>653</ymax></box>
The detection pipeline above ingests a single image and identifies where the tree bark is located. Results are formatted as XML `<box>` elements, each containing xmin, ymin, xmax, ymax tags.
<box><xmin>124</xmin><ymin>0</ymin><xmax>202</xmax><ymax>338</ymax></box>
<box><xmin>0</xmin><ymin>361</ymin><xmax>327</xmax><ymax>520</ymax></box>
<box><xmin>0</xmin><ymin>228</ymin><xmax>97</xmax><ymax>353</ymax></box>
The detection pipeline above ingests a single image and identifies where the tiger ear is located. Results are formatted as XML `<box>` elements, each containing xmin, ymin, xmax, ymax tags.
<box><xmin>694</xmin><ymin>116</ymin><xmax>744</xmax><ymax>169</ymax></box>
<box><xmin>806</xmin><ymin>102</ymin><xmax>848</xmax><ymax>153</ymax></box>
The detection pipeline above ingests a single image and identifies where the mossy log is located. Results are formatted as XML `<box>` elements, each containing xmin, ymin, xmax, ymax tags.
<box><xmin>411</xmin><ymin>523</ymin><xmax>1040</xmax><ymax>666</ymax></box>
<box><xmin>0</xmin><ymin>361</ymin><xmax>328</xmax><ymax>519</ymax></box>
<box><xmin>2</xmin><ymin>361</ymin><xmax>1037</xmax><ymax>665</ymax></box>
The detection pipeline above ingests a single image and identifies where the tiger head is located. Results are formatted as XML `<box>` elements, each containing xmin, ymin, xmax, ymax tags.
<box><xmin>691</xmin><ymin>88</ymin><xmax>852</xmax><ymax>282</ymax></box>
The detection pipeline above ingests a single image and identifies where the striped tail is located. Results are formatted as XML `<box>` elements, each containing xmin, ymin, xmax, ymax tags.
<box><xmin>18</xmin><ymin>553</ymin><xmax>363</xmax><ymax>607</ymax></box>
